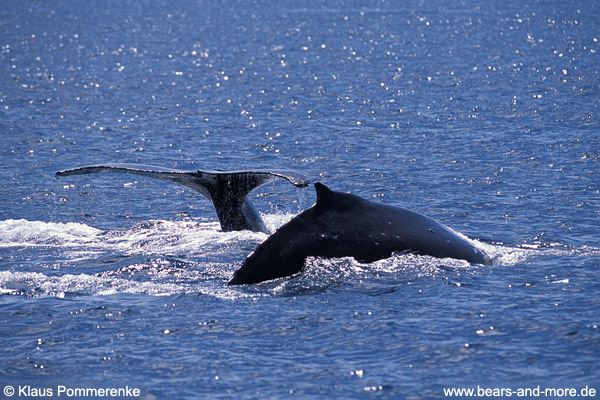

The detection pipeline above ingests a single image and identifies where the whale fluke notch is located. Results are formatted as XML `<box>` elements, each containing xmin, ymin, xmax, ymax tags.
<box><xmin>56</xmin><ymin>163</ymin><xmax>309</xmax><ymax>233</ymax></box>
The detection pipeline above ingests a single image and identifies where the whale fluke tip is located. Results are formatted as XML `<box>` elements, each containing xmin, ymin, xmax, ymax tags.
<box><xmin>55</xmin><ymin>163</ymin><xmax>310</xmax><ymax>234</ymax></box>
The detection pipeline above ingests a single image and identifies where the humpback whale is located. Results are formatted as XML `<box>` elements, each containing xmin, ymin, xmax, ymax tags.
<box><xmin>228</xmin><ymin>182</ymin><xmax>491</xmax><ymax>285</ymax></box>
<box><xmin>56</xmin><ymin>164</ymin><xmax>309</xmax><ymax>234</ymax></box>
<box><xmin>57</xmin><ymin>164</ymin><xmax>491</xmax><ymax>285</ymax></box>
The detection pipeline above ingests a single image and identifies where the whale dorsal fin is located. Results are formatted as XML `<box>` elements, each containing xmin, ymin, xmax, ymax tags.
<box><xmin>314</xmin><ymin>182</ymin><xmax>335</xmax><ymax>205</ymax></box>
<box><xmin>315</xmin><ymin>182</ymin><xmax>353</xmax><ymax>209</ymax></box>
<box><xmin>314</xmin><ymin>182</ymin><xmax>365</xmax><ymax>211</ymax></box>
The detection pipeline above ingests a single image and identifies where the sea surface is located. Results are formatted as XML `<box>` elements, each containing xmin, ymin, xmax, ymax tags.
<box><xmin>1</xmin><ymin>0</ymin><xmax>599</xmax><ymax>398</ymax></box>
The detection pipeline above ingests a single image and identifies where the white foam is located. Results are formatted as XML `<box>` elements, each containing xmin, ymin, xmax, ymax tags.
<box><xmin>0</xmin><ymin>269</ymin><xmax>258</xmax><ymax>300</ymax></box>
<box><xmin>0</xmin><ymin>217</ymin><xmax>299</xmax><ymax>300</ymax></box>
<box><xmin>0</xmin><ymin>269</ymin><xmax>187</xmax><ymax>297</ymax></box>
<box><xmin>449</xmin><ymin>228</ymin><xmax>531</xmax><ymax>267</ymax></box>
<box><xmin>0</xmin><ymin>219</ymin><xmax>102</xmax><ymax>247</ymax></box>
<box><xmin>102</xmin><ymin>219</ymin><xmax>264</xmax><ymax>256</ymax></box>
<box><xmin>0</xmin><ymin>218</ymin><xmax>271</xmax><ymax>260</ymax></box>
<box><xmin>3</xmin><ymin>216</ymin><xmax>593</xmax><ymax>299</ymax></box>
<box><xmin>262</xmin><ymin>212</ymin><xmax>295</xmax><ymax>233</ymax></box>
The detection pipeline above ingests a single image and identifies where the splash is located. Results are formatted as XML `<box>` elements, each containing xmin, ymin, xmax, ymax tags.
<box><xmin>0</xmin><ymin>219</ymin><xmax>102</xmax><ymax>247</ymax></box>
<box><xmin>0</xmin><ymin>268</ymin><xmax>259</xmax><ymax>300</ymax></box>
<box><xmin>0</xmin><ymin>216</ymin><xmax>294</xmax><ymax>300</ymax></box>
<box><xmin>448</xmin><ymin>227</ymin><xmax>531</xmax><ymax>267</ymax></box>
<box><xmin>0</xmin><ymin>218</ymin><xmax>269</xmax><ymax>259</ymax></box>
<box><xmin>0</xmin><ymin>215</ymin><xmax>295</xmax><ymax>252</ymax></box>
<box><xmin>1</xmin><ymin>217</ymin><xmax>593</xmax><ymax>300</ymax></box>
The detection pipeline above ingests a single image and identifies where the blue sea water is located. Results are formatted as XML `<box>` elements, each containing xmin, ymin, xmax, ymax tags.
<box><xmin>1</xmin><ymin>0</ymin><xmax>599</xmax><ymax>398</ymax></box>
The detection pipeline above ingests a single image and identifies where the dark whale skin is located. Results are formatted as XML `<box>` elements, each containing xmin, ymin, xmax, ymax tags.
<box><xmin>229</xmin><ymin>183</ymin><xmax>491</xmax><ymax>285</ymax></box>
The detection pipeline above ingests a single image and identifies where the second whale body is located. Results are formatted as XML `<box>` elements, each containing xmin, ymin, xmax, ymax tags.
<box><xmin>229</xmin><ymin>182</ymin><xmax>491</xmax><ymax>285</ymax></box>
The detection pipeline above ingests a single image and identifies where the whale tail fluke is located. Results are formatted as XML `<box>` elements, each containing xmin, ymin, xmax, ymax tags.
<box><xmin>56</xmin><ymin>163</ymin><xmax>309</xmax><ymax>233</ymax></box>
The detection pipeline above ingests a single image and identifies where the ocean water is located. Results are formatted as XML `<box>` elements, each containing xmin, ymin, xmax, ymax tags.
<box><xmin>1</xmin><ymin>0</ymin><xmax>599</xmax><ymax>398</ymax></box>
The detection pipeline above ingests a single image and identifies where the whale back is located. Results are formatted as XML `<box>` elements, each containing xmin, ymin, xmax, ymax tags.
<box><xmin>228</xmin><ymin>182</ymin><xmax>490</xmax><ymax>285</ymax></box>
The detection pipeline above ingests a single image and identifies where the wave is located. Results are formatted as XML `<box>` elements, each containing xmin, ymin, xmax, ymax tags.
<box><xmin>0</xmin><ymin>216</ymin><xmax>290</xmax><ymax>299</ymax></box>
<box><xmin>0</xmin><ymin>215</ymin><xmax>293</xmax><ymax>258</ymax></box>
<box><xmin>0</xmin><ymin>219</ymin><xmax>102</xmax><ymax>248</ymax></box>
<box><xmin>1</xmin><ymin>217</ymin><xmax>596</xmax><ymax>299</ymax></box>
<box><xmin>0</xmin><ymin>268</ymin><xmax>260</xmax><ymax>300</ymax></box>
